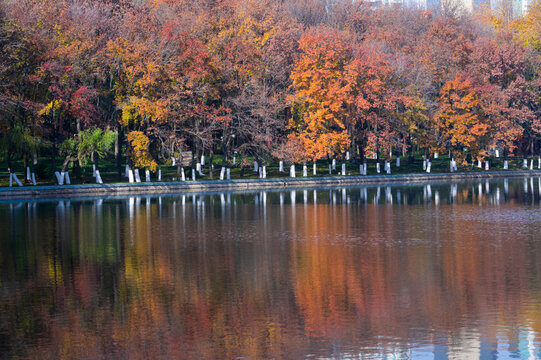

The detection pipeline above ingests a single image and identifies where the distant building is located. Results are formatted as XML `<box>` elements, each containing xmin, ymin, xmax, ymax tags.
<box><xmin>353</xmin><ymin>0</ymin><xmax>530</xmax><ymax>16</ymax></box>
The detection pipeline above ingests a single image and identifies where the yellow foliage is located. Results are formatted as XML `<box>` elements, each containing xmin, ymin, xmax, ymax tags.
<box><xmin>512</xmin><ymin>0</ymin><xmax>541</xmax><ymax>52</ymax></box>
<box><xmin>127</xmin><ymin>131</ymin><xmax>157</xmax><ymax>172</ymax></box>
<box><xmin>121</xmin><ymin>97</ymin><xmax>168</xmax><ymax>126</ymax></box>
<box><xmin>39</xmin><ymin>99</ymin><xmax>64</xmax><ymax>116</ymax></box>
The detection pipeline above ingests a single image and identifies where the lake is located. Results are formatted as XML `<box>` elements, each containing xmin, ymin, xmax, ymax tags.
<box><xmin>1</xmin><ymin>178</ymin><xmax>540</xmax><ymax>359</ymax></box>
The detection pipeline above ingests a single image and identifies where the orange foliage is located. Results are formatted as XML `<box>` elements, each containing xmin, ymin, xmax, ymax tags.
<box><xmin>287</xmin><ymin>28</ymin><xmax>352</xmax><ymax>161</ymax></box>
<box><xmin>435</xmin><ymin>75</ymin><xmax>489</xmax><ymax>164</ymax></box>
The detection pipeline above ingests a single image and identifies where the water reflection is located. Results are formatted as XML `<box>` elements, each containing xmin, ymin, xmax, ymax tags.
<box><xmin>0</xmin><ymin>178</ymin><xmax>541</xmax><ymax>359</ymax></box>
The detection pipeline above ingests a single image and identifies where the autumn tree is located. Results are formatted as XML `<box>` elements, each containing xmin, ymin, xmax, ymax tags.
<box><xmin>345</xmin><ymin>44</ymin><xmax>414</xmax><ymax>162</ymax></box>
<box><xmin>205</xmin><ymin>0</ymin><xmax>300</xmax><ymax>173</ymax></box>
<box><xmin>0</xmin><ymin>8</ymin><xmax>42</xmax><ymax>180</ymax></box>
<box><xmin>435</xmin><ymin>74</ymin><xmax>489</xmax><ymax>164</ymax></box>
<box><xmin>469</xmin><ymin>34</ymin><xmax>537</xmax><ymax>159</ymax></box>
<box><xmin>287</xmin><ymin>28</ymin><xmax>352</xmax><ymax>165</ymax></box>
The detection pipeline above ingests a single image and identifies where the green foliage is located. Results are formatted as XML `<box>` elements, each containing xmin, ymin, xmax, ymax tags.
<box><xmin>60</xmin><ymin>127</ymin><xmax>117</xmax><ymax>165</ymax></box>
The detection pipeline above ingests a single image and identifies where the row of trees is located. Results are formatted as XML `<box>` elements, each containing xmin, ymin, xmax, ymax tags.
<box><xmin>1</xmin><ymin>0</ymin><xmax>540</xmax><ymax>181</ymax></box>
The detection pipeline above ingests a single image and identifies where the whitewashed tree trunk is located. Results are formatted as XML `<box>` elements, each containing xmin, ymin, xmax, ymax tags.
<box><xmin>55</xmin><ymin>171</ymin><xmax>63</xmax><ymax>185</ymax></box>
<box><xmin>346</xmin><ymin>151</ymin><xmax>350</xmax><ymax>160</ymax></box>
<box><xmin>523</xmin><ymin>159</ymin><xmax>528</xmax><ymax>168</ymax></box>
<box><xmin>125</xmin><ymin>164</ymin><xmax>129</xmax><ymax>177</ymax></box>
<box><xmin>254</xmin><ymin>161</ymin><xmax>258</xmax><ymax>172</ymax></box>
<box><xmin>495</xmin><ymin>149</ymin><xmax>500</xmax><ymax>157</ymax></box>
<box><xmin>359</xmin><ymin>164</ymin><xmax>364</xmax><ymax>175</ymax></box>
<box><xmin>226</xmin><ymin>168</ymin><xmax>231</xmax><ymax>180</ymax></box>
<box><xmin>263</xmin><ymin>166</ymin><xmax>267</xmax><ymax>178</ymax></box>
<box><xmin>313</xmin><ymin>163</ymin><xmax>316</xmax><ymax>175</ymax></box>
<box><xmin>9</xmin><ymin>173</ymin><xmax>12</xmax><ymax>187</ymax></box>
<box><xmin>363</xmin><ymin>163</ymin><xmax>367</xmax><ymax>175</ymax></box>
<box><xmin>303</xmin><ymin>165</ymin><xmax>307</xmax><ymax>177</ymax></box>
<box><xmin>192</xmin><ymin>169</ymin><xmax>196</xmax><ymax>181</ymax></box>
<box><xmin>290</xmin><ymin>165</ymin><xmax>295</xmax><ymax>178</ymax></box>
<box><xmin>332</xmin><ymin>159</ymin><xmax>336</xmax><ymax>170</ymax></box>
<box><xmin>328</xmin><ymin>164</ymin><xmax>332</xmax><ymax>174</ymax></box>
<box><xmin>95</xmin><ymin>170</ymin><xmax>103</xmax><ymax>184</ymax></box>
<box><xmin>538</xmin><ymin>156</ymin><xmax>540</xmax><ymax>169</ymax></box>
<box><xmin>12</xmin><ymin>173</ymin><xmax>23</xmax><ymax>186</ymax></box>
<box><xmin>341</xmin><ymin>163</ymin><xmax>346</xmax><ymax>176</ymax></box>
<box><xmin>31</xmin><ymin>173</ymin><xmax>36</xmax><ymax>185</ymax></box>
<box><xmin>451</xmin><ymin>184</ymin><xmax>457</xmax><ymax>200</ymax></box>
<box><xmin>386</xmin><ymin>162</ymin><xmax>391</xmax><ymax>174</ymax></box>
<box><xmin>26</xmin><ymin>167</ymin><xmax>31</xmax><ymax>181</ymax></box>
<box><xmin>201</xmin><ymin>155</ymin><xmax>205</xmax><ymax>166</ymax></box>
<box><xmin>396</xmin><ymin>157</ymin><xmax>400</xmax><ymax>167</ymax></box>
<box><xmin>134</xmin><ymin>169</ymin><xmax>141</xmax><ymax>182</ymax></box>
<box><xmin>426</xmin><ymin>162</ymin><xmax>431</xmax><ymax>173</ymax></box>
<box><xmin>197</xmin><ymin>163</ymin><xmax>203</xmax><ymax>176</ymax></box>
<box><xmin>64</xmin><ymin>171</ymin><xmax>71</xmax><ymax>185</ymax></box>
<box><xmin>485</xmin><ymin>161</ymin><xmax>489</xmax><ymax>171</ymax></box>
<box><xmin>181</xmin><ymin>167</ymin><xmax>186</xmax><ymax>181</ymax></box>
<box><xmin>279</xmin><ymin>161</ymin><xmax>283</xmax><ymax>172</ymax></box>
<box><xmin>158</xmin><ymin>168</ymin><xmax>162</xmax><ymax>181</ymax></box>
<box><xmin>503</xmin><ymin>160</ymin><xmax>508</xmax><ymax>170</ymax></box>
<box><xmin>172</xmin><ymin>157</ymin><xmax>176</xmax><ymax>166</ymax></box>
<box><xmin>477</xmin><ymin>160</ymin><xmax>482</xmax><ymax>168</ymax></box>
<box><xmin>129</xmin><ymin>169</ymin><xmax>134</xmax><ymax>183</ymax></box>
<box><xmin>232</xmin><ymin>156</ymin><xmax>236</xmax><ymax>165</ymax></box>
<box><xmin>259</xmin><ymin>167</ymin><xmax>263</xmax><ymax>178</ymax></box>
<box><xmin>220</xmin><ymin>167</ymin><xmax>225</xmax><ymax>180</ymax></box>
<box><xmin>423</xmin><ymin>160</ymin><xmax>427</xmax><ymax>170</ymax></box>
<box><xmin>434</xmin><ymin>152</ymin><xmax>439</xmax><ymax>159</ymax></box>
<box><xmin>376</xmin><ymin>163</ymin><xmax>380</xmax><ymax>173</ymax></box>
<box><xmin>145</xmin><ymin>169</ymin><xmax>150</xmax><ymax>182</ymax></box>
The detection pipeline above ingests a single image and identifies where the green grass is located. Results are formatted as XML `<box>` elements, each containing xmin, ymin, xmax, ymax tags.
<box><xmin>0</xmin><ymin>155</ymin><xmax>537</xmax><ymax>187</ymax></box>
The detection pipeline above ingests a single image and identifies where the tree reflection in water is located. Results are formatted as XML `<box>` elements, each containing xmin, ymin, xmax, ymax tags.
<box><xmin>0</xmin><ymin>178</ymin><xmax>540</xmax><ymax>359</ymax></box>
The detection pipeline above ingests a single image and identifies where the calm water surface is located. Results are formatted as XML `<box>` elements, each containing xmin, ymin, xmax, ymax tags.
<box><xmin>1</xmin><ymin>178</ymin><xmax>540</xmax><ymax>359</ymax></box>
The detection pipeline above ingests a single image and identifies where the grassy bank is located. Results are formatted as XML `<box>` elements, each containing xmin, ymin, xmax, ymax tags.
<box><xmin>0</xmin><ymin>155</ymin><xmax>537</xmax><ymax>187</ymax></box>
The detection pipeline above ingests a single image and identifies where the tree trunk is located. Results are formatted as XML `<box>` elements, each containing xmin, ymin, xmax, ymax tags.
<box><xmin>6</xmin><ymin>148</ymin><xmax>13</xmax><ymax>172</ymax></box>
<box><xmin>208</xmin><ymin>151</ymin><xmax>214</xmax><ymax>179</ymax></box>
<box><xmin>73</xmin><ymin>161</ymin><xmax>81</xmax><ymax>179</ymax></box>
<box><xmin>61</xmin><ymin>156</ymin><xmax>72</xmax><ymax>172</ymax></box>
<box><xmin>94</xmin><ymin>152</ymin><xmax>99</xmax><ymax>171</ymax></box>
<box><xmin>51</xmin><ymin>142</ymin><xmax>57</xmax><ymax>173</ymax></box>
<box><xmin>23</xmin><ymin>154</ymin><xmax>28</xmax><ymax>184</ymax></box>
<box><xmin>115</xmin><ymin>126</ymin><xmax>121</xmax><ymax>180</ymax></box>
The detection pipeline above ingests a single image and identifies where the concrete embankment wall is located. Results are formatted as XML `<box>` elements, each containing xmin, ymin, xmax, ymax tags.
<box><xmin>1</xmin><ymin>170</ymin><xmax>540</xmax><ymax>200</ymax></box>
